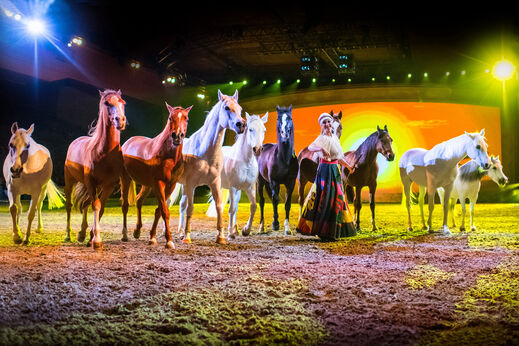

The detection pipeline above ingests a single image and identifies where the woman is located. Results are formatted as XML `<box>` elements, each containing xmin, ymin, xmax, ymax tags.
<box><xmin>296</xmin><ymin>112</ymin><xmax>356</xmax><ymax>240</ymax></box>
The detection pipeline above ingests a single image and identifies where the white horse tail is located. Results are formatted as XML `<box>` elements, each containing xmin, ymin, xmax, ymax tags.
<box><xmin>127</xmin><ymin>180</ymin><xmax>137</xmax><ymax>206</ymax></box>
<box><xmin>167</xmin><ymin>183</ymin><xmax>183</xmax><ymax>208</ymax></box>
<box><xmin>206</xmin><ymin>188</ymin><xmax>229</xmax><ymax>218</ymax></box>
<box><xmin>46</xmin><ymin>180</ymin><xmax>65</xmax><ymax>209</ymax></box>
<box><xmin>72</xmin><ymin>182</ymin><xmax>90</xmax><ymax>212</ymax></box>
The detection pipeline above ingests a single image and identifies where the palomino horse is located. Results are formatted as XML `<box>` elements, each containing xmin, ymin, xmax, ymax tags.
<box><xmin>206</xmin><ymin>112</ymin><xmax>269</xmax><ymax>238</ymax></box>
<box><xmin>3</xmin><ymin>123</ymin><xmax>64</xmax><ymax>244</ymax></box>
<box><xmin>297</xmin><ymin>110</ymin><xmax>342</xmax><ymax>216</ymax></box>
<box><xmin>120</xmin><ymin>103</ymin><xmax>191</xmax><ymax>249</ymax></box>
<box><xmin>64</xmin><ymin>89</ymin><xmax>127</xmax><ymax>249</ymax></box>
<box><xmin>171</xmin><ymin>90</ymin><xmax>245</xmax><ymax>244</ymax></box>
<box><xmin>438</xmin><ymin>155</ymin><xmax>507</xmax><ymax>232</ymax></box>
<box><xmin>399</xmin><ymin>129</ymin><xmax>491</xmax><ymax>235</ymax></box>
<box><xmin>342</xmin><ymin>125</ymin><xmax>395</xmax><ymax>232</ymax></box>
<box><xmin>257</xmin><ymin>105</ymin><xmax>299</xmax><ymax>235</ymax></box>
<box><xmin>121</xmin><ymin>103</ymin><xmax>192</xmax><ymax>249</ymax></box>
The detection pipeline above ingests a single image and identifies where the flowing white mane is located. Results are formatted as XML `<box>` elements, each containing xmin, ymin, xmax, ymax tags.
<box><xmin>183</xmin><ymin>100</ymin><xmax>224</xmax><ymax>157</ymax></box>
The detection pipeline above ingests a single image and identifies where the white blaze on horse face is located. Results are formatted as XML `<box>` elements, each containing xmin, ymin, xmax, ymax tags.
<box><xmin>279</xmin><ymin>113</ymin><xmax>290</xmax><ymax>140</ymax></box>
<box><xmin>8</xmin><ymin>129</ymin><xmax>32</xmax><ymax>174</ymax></box>
<box><xmin>107</xmin><ymin>95</ymin><xmax>126</xmax><ymax>130</ymax></box>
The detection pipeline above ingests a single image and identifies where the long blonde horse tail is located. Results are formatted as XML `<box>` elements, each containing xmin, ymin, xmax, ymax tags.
<box><xmin>72</xmin><ymin>182</ymin><xmax>91</xmax><ymax>212</ymax></box>
<box><xmin>127</xmin><ymin>180</ymin><xmax>137</xmax><ymax>206</ymax></box>
<box><xmin>45</xmin><ymin>180</ymin><xmax>65</xmax><ymax>210</ymax></box>
<box><xmin>167</xmin><ymin>183</ymin><xmax>183</xmax><ymax>208</ymax></box>
<box><xmin>206</xmin><ymin>188</ymin><xmax>229</xmax><ymax>218</ymax></box>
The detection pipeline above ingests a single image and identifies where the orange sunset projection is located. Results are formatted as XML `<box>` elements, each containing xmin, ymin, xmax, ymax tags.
<box><xmin>262</xmin><ymin>102</ymin><xmax>501</xmax><ymax>201</ymax></box>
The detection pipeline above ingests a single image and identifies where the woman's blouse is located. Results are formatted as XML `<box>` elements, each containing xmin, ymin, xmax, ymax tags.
<box><xmin>311</xmin><ymin>134</ymin><xmax>344</xmax><ymax>160</ymax></box>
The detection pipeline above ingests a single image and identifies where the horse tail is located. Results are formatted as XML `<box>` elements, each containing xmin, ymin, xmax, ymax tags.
<box><xmin>206</xmin><ymin>188</ymin><xmax>229</xmax><ymax>218</ymax></box>
<box><xmin>167</xmin><ymin>183</ymin><xmax>183</xmax><ymax>208</ymax></box>
<box><xmin>345</xmin><ymin>185</ymin><xmax>354</xmax><ymax>204</ymax></box>
<box><xmin>45</xmin><ymin>180</ymin><xmax>65</xmax><ymax>210</ymax></box>
<box><xmin>72</xmin><ymin>182</ymin><xmax>91</xmax><ymax>212</ymax></box>
<box><xmin>127</xmin><ymin>180</ymin><xmax>137</xmax><ymax>206</ymax></box>
<box><xmin>410</xmin><ymin>190</ymin><xmax>418</xmax><ymax>205</ymax></box>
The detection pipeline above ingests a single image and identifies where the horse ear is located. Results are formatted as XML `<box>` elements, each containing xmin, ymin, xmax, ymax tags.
<box><xmin>496</xmin><ymin>155</ymin><xmax>500</xmax><ymax>161</ymax></box>
<box><xmin>98</xmin><ymin>90</ymin><xmax>104</xmax><ymax>96</ymax></box>
<box><xmin>480</xmin><ymin>128</ymin><xmax>485</xmax><ymax>136</ymax></box>
<box><xmin>245</xmin><ymin>112</ymin><xmax>251</xmax><ymax>122</ymax></box>
<box><xmin>276</xmin><ymin>105</ymin><xmax>281</xmax><ymax>112</ymax></box>
<box><xmin>329</xmin><ymin>110</ymin><xmax>334</xmax><ymax>117</ymax></box>
<box><xmin>11</xmin><ymin>122</ymin><xmax>18</xmax><ymax>134</ymax></box>
<box><xmin>384</xmin><ymin>124</ymin><xmax>388</xmax><ymax>131</ymax></box>
<box><xmin>165</xmin><ymin>101</ymin><xmax>174</xmax><ymax>113</ymax></box>
<box><xmin>232</xmin><ymin>89</ymin><xmax>239</xmax><ymax>101</ymax></box>
<box><xmin>262</xmin><ymin>112</ymin><xmax>269</xmax><ymax>124</ymax></box>
<box><xmin>464</xmin><ymin>131</ymin><xmax>474</xmax><ymax>139</ymax></box>
<box><xmin>218</xmin><ymin>90</ymin><xmax>223</xmax><ymax>101</ymax></box>
<box><xmin>26</xmin><ymin>123</ymin><xmax>34</xmax><ymax>136</ymax></box>
<box><xmin>117</xmin><ymin>89</ymin><xmax>122</xmax><ymax>95</ymax></box>
<box><xmin>288</xmin><ymin>105</ymin><xmax>293</xmax><ymax>112</ymax></box>
<box><xmin>377</xmin><ymin>125</ymin><xmax>381</xmax><ymax>132</ymax></box>
<box><xmin>337</xmin><ymin>111</ymin><xmax>342</xmax><ymax>119</ymax></box>
<box><xmin>185</xmin><ymin>105</ymin><xmax>193</xmax><ymax>113</ymax></box>
<box><xmin>490</xmin><ymin>155</ymin><xmax>495</xmax><ymax>163</ymax></box>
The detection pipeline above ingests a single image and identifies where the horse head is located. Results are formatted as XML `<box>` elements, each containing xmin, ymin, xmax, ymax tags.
<box><xmin>330</xmin><ymin>110</ymin><xmax>343</xmax><ymax>138</ymax></box>
<box><xmin>8</xmin><ymin>122</ymin><xmax>34</xmax><ymax>178</ymax></box>
<box><xmin>276</xmin><ymin>105</ymin><xmax>294</xmax><ymax>142</ymax></box>
<box><xmin>464</xmin><ymin>129</ymin><xmax>491</xmax><ymax>170</ymax></box>
<box><xmin>100</xmin><ymin>89</ymin><xmax>127</xmax><ymax>131</ymax></box>
<box><xmin>376</xmin><ymin>125</ymin><xmax>395</xmax><ymax>161</ymax></box>
<box><xmin>166</xmin><ymin>103</ymin><xmax>191</xmax><ymax>146</ymax></box>
<box><xmin>245</xmin><ymin>112</ymin><xmax>268</xmax><ymax>156</ymax></box>
<box><xmin>488</xmin><ymin>155</ymin><xmax>508</xmax><ymax>187</ymax></box>
<box><xmin>217</xmin><ymin>90</ymin><xmax>245</xmax><ymax>134</ymax></box>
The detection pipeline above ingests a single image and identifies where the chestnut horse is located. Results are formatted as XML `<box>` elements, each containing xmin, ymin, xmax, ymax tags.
<box><xmin>257</xmin><ymin>105</ymin><xmax>299</xmax><ymax>235</ymax></box>
<box><xmin>342</xmin><ymin>125</ymin><xmax>395</xmax><ymax>232</ymax></box>
<box><xmin>120</xmin><ymin>103</ymin><xmax>191</xmax><ymax>249</ymax></box>
<box><xmin>296</xmin><ymin>110</ymin><xmax>343</xmax><ymax>216</ymax></box>
<box><xmin>64</xmin><ymin>89</ymin><xmax>127</xmax><ymax>249</ymax></box>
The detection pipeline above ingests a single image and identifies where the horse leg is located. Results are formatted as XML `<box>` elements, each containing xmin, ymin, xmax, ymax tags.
<box><xmin>440</xmin><ymin>184</ymin><xmax>453</xmax><ymax>235</ymax></box>
<box><xmin>269</xmin><ymin>181</ymin><xmax>280</xmax><ymax>231</ymax></box>
<box><xmin>369</xmin><ymin>183</ymin><xmax>377</xmax><ymax>232</ymax></box>
<box><xmin>400</xmin><ymin>169</ymin><xmax>413</xmax><ymax>231</ymax></box>
<box><xmin>425</xmin><ymin>175</ymin><xmax>436</xmax><ymax>233</ymax></box>
<box><xmin>209</xmin><ymin>180</ymin><xmax>226</xmax><ymax>244</ymax></box>
<box><xmin>181</xmin><ymin>187</ymin><xmax>195</xmax><ymax>244</ymax></box>
<box><xmin>77</xmin><ymin>207</ymin><xmax>88</xmax><ymax>243</ymax></box>
<box><xmin>418</xmin><ymin>185</ymin><xmax>427</xmax><ymax>230</ymax></box>
<box><xmin>469</xmin><ymin>198</ymin><xmax>477</xmax><ymax>232</ymax></box>
<box><xmin>8</xmin><ymin>188</ymin><xmax>22</xmax><ymax>244</ymax></box>
<box><xmin>178</xmin><ymin>194</ymin><xmax>187</xmax><ymax>236</ymax></box>
<box><xmin>64</xmin><ymin>172</ymin><xmax>74</xmax><ymax>242</ymax></box>
<box><xmin>227</xmin><ymin>188</ymin><xmax>240</xmax><ymax>240</ymax></box>
<box><xmin>258</xmin><ymin>176</ymin><xmax>266</xmax><ymax>233</ymax></box>
<box><xmin>23</xmin><ymin>189</ymin><xmax>42</xmax><ymax>245</ymax></box>
<box><xmin>448</xmin><ymin>198</ymin><xmax>457</xmax><ymax>228</ymax></box>
<box><xmin>459</xmin><ymin>196</ymin><xmax>467</xmax><ymax>232</ymax></box>
<box><xmin>85</xmin><ymin>179</ymin><xmax>102</xmax><ymax>249</ymax></box>
<box><xmin>354</xmin><ymin>186</ymin><xmax>362</xmax><ymax>231</ymax></box>
<box><xmin>151</xmin><ymin>181</ymin><xmax>174</xmax><ymax>249</ymax></box>
<box><xmin>120</xmin><ymin>172</ymin><xmax>131</xmax><ymax>242</ymax></box>
<box><xmin>35</xmin><ymin>183</ymin><xmax>47</xmax><ymax>233</ymax></box>
<box><xmin>284</xmin><ymin>179</ymin><xmax>296</xmax><ymax>236</ymax></box>
<box><xmin>242</xmin><ymin>184</ymin><xmax>256</xmax><ymax>236</ymax></box>
<box><xmin>134</xmin><ymin>185</ymin><xmax>150</xmax><ymax>239</ymax></box>
<box><xmin>297</xmin><ymin>175</ymin><xmax>307</xmax><ymax>218</ymax></box>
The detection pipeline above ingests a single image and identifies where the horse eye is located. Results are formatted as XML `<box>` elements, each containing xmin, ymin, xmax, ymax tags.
<box><xmin>493</xmin><ymin>167</ymin><xmax>497</xmax><ymax>170</ymax></box>
<box><xmin>476</xmin><ymin>145</ymin><xmax>481</xmax><ymax>150</ymax></box>
<box><xmin>225</xmin><ymin>106</ymin><xmax>230</xmax><ymax>111</ymax></box>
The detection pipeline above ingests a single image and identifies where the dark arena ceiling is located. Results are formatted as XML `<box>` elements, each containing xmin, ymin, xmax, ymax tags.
<box><xmin>47</xmin><ymin>1</ymin><xmax>517</xmax><ymax>87</ymax></box>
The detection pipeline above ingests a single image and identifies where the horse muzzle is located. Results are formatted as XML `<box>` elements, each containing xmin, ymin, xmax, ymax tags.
<box><xmin>499</xmin><ymin>178</ymin><xmax>508</xmax><ymax>187</ymax></box>
<box><xmin>253</xmin><ymin>146</ymin><xmax>263</xmax><ymax>156</ymax></box>
<box><xmin>10</xmin><ymin>166</ymin><xmax>22</xmax><ymax>178</ymax></box>
<box><xmin>386</xmin><ymin>153</ymin><xmax>395</xmax><ymax>161</ymax></box>
<box><xmin>236</xmin><ymin>121</ymin><xmax>246</xmax><ymax>134</ymax></box>
<box><xmin>172</xmin><ymin>132</ymin><xmax>185</xmax><ymax>146</ymax></box>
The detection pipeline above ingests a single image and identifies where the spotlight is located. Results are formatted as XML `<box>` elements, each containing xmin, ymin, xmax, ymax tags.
<box><xmin>197</xmin><ymin>94</ymin><xmax>205</xmax><ymax>100</ymax></box>
<box><xmin>242</xmin><ymin>80</ymin><xmax>247</xmax><ymax>85</ymax></box>
<box><xmin>407</xmin><ymin>73</ymin><xmax>412</xmax><ymax>78</ymax></box>
<box><xmin>13</xmin><ymin>13</ymin><xmax>21</xmax><ymax>21</ymax></box>
<box><xmin>262</xmin><ymin>80</ymin><xmax>267</xmax><ymax>85</ymax></box>
<box><xmin>296</xmin><ymin>79</ymin><xmax>300</xmax><ymax>84</ymax></box>
<box><xmin>276</xmin><ymin>79</ymin><xmax>281</xmax><ymax>84</ymax></box>
<box><xmin>130</xmin><ymin>60</ymin><xmax>141</xmax><ymax>69</ymax></box>
<box><xmin>386</xmin><ymin>75</ymin><xmax>390</xmax><ymax>80</ymax></box>
<box><xmin>493</xmin><ymin>60</ymin><xmax>516</xmax><ymax>81</ymax></box>
<box><xmin>311</xmin><ymin>78</ymin><xmax>316</xmax><ymax>83</ymax></box>
<box><xmin>26</xmin><ymin>18</ymin><xmax>46</xmax><ymax>36</ymax></box>
<box><xmin>229</xmin><ymin>81</ymin><xmax>233</xmax><ymax>85</ymax></box>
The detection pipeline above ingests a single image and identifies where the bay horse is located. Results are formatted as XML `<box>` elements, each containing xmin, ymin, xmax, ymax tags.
<box><xmin>257</xmin><ymin>105</ymin><xmax>299</xmax><ymax>235</ymax></box>
<box><xmin>64</xmin><ymin>89</ymin><xmax>127</xmax><ymax>249</ymax></box>
<box><xmin>170</xmin><ymin>90</ymin><xmax>245</xmax><ymax>244</ymax></box>
<box><xmin>120</xmin><ymin>103</ymin><xmax>191</xmax><ymax>249</ymax></box>
<box><xmin>3</xmin><ymin>122</ymin><xmax>64</xmax><ymax>244</ymax></box>
<box><xmin>399</xmin><ymin>129</ymin><xmax>491</xmax><ymax>235</ymax></box>
<box><xmin>438</xmin><ymin>155</ymin><xmax>507</xmax><ymax>232</ymax></box>
<box><xmin>342</xmin><ymin>125</ymin><xmax>395</xmax><ymax>232</ymax></box>
<box><xmin>297</xmin><ymin>110</ymin><xmax>343</xmax><ymax>216</ymax></box>
<box><xmin>206</xmin><ymin>112</ymin><xmax>269</xmax><ymax>238</ymax></box>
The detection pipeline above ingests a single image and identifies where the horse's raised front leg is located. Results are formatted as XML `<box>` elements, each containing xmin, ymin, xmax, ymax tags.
<box><xmin>8</xmin><ymin>189</ymin><xmax>22</xmax><ymax>244</ymax></box>
<box><xmin>242</xmin><ymin>184</ymin><xmax>256</xmax><ymax>236</ymax></box>
<box><xmin>369</xmin><ymin>182</ymin><xmax>377</xmax><ymax>232</ymax></box>
<box><xmin>209</xmin><ymin>180</ymin><xmax>226</xmax><ymax>244</ymax></box>
<box><xmin>270</xmin><ymin>181</ymin><xmax>280</xmax><ymax>231</ymax></box>
<box><xmin>284</xmin><ymin>179</ymin><xmax>296</xmax><ymax>236</ymax></box>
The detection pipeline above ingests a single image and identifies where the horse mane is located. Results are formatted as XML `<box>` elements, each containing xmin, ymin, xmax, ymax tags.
<box><xmin>354</xmin><ymin>131</ymin><xmax>380</xmax><ymax>163</ymax></box>
<box><xmin>86</xmin><ymin>89</ymin><xmax>118</xmax><ymax>156</ymax></box>
<box><xmin>188</xmin><ymin>100</ymin><xmax>225</xmax><ymax>155</ymax></box>
<box><xmin>459</xmin><ymin>160</ymin><xmax>487</xmax><ymax>182</ymax></box>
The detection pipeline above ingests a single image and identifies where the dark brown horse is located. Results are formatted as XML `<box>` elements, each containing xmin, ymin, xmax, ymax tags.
<box><xmin>296</xmin><ymin>110</ymin><xmax>342</xmax><ymax>216</ymax></box>
<box><xmin>342</xmin><ymin>125</ymin><xmax>395</xmax><ymax>232</ymax></box>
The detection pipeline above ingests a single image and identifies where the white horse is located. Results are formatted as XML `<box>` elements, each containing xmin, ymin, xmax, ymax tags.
<box><xmin>206</xmin><ymin>112</ymin><xmax>269</xmax><ymax>239</ymax></box>
<box><xmin>3</xmin><ymin>122</ymin><xmax>64</xmax><ymax>244</ymax></box>
<box><xmin>438</xmin><ymin>155</ymin><xmax>508</xmax><ymax>232</ymax></box>
<box><xmin>169</xmin><ymin>90</ymin><xmax>245</xmax><ymax>244</ymax></box>
<box><xmin>399</xmin><ymin>129</ymin><xmax>491</xmax><ymax>235</ymax></box>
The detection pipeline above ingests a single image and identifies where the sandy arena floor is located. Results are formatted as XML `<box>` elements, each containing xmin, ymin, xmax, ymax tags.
<box><xmin>0</xmin><ymin>202</ymin><xmax>518</xmax><ymax>345</ymax></box>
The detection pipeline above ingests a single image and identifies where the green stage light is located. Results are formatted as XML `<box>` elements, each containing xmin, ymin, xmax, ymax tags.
<box><xmin>229</xmin><ymin>81</ymin><xmax>233</xmax><ymax>85</ymax></box>
<box><xmin>242</xmin><ymin>80</ymin><xmax>247</xmax><ymax>85</ymax></box>
<box><xmin>424</xmin><ymin>72</ymin><xmax>428</xmax><ymax>77</ymax></box>
<box><xmin>407</xmin><ymin>73</ymin><xmax>412</xmax><ymax>78</ymax></box>
<box><xmin>312</xmin><ymin>78</ymin><xmax>316</xmax><ymax>83</ymax></box>
<box><xmin>493</xmin><ymin>60</ymin><xmax>516</xmax><ymax>81</ymax></box>
<box><xmin>276</xmin><ymin>79</ymin><xmax>281</xmax><ymax>84</ymax></box>
<box><xmin>296</xmin><ymin>79</ymin><xmax>301</xmax><ymax>83</ymax></box>
<box><xmin>262</xmin><ymin>80</ymin><xmax>267</xmax><ymax>85</ymax></box>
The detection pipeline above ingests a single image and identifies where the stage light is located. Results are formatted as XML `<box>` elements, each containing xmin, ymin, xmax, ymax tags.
<box><xmin>242</xmin><ymin>80</ymin><xmax>247</xmax><ymax>85</ymax></box>
<box><xmin>4</xmin><ymin>9</ymin><xmax>13</xmax><ymax>17</ymax></box>
<box><xmin>407</xmin><ymin>73</ymin><xmax>412</xmax><ymax>78</ymax></box>
<box><xmin>197</xmin><ymin>94</ymin><xmax>205</xmax><ymax>100</ymax></box>
<box><xmin>424</xmin><ymin>72</ymin><xmax>428</xmax><ymax>77</ymax></box>
<box><xmin>130</xmin><ymin>60</ymin><xmax>141</xmax><ymax>69</ymax></box>
<box><xmin>445</xmin><ymin>71</ymin><xmax>450</xmax><ymax>76</ymax></box>
<box><xmin>331</xmin><ymin>78</ymin><xmax>336</xmax><ymax>83</ymax></box>
<box><xmin>311</xmin><ymin>78</ymin><xmax>316</xmax><ymax>83</ymax></box>
<box><xmin>14</xmin><ymin>13</ymin><xmax>21</xmax><ymax>21</ymax></box>
<box><xmin>347</xmin><ymin>78</ymin><xmax>352</xmax><ymax>83</ymax></box>
<box><xmin>461</xmin><ymin>70</ymin><xmax>466</xmax><ymax>75</ymax></box>
<box><xmin>386</xmin><ymin>75</ymin><xmax>390</xmax><ymax>80</ymax></box>
<box><xmin>229</xmin><ymin>81</ymin><xmax>233</xmax><ymax>85</ymax></box>
<box><xmin>492</xmin><ymin>60</ymin><xmax>516</xmax><ymax>81</ymax></box>
<box><xmin>371</xmin><ymin>77</ymin><xmax>375</xmax><ymax>82</ymax></box>
<box><xmin>26</xmin><ymin>18</ymin><xmax>46</xmax><ymax>36</ymax></box>
<box><xmin>277</xmin><ymin>79</ymin><xmax>281</xmax><ymax>84</ymax></box>
<box><xmin>296</xmin><ymin>79</ymin><xmax>300</xmax><ymax>83</ymax></box>
<box><xmin>262</xmin><ymin>80</ymin><xmax>267</xmax><ymax>85</ymax></box>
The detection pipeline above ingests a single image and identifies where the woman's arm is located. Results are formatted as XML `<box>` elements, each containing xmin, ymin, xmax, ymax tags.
<box><xmin>308</xmin><ymin>142</ymin><xmax>330</xmax><ymax>159</ymax></box>
<box><xmin>338</xmin><ymin>156</ymin><xmax>354</xmax><ymax>173</ymax></box>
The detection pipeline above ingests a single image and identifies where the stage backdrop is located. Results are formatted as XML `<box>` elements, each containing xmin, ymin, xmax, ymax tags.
<box><xmin>261</xmin><ymin>102</ymin><xmax>501</xmax><ymax>202</ymax></box>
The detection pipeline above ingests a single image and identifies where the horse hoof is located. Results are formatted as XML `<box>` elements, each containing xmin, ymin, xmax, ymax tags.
<box><xmin>121</xmin><ymin>234</ymin><xmax>129</xmax><ymax>242</ymax></box>
<box><xmin>182</xmin><ymin>237</ymin><xmax>191</xmax><ymax>244</ymax></box>
<box><xmin>22</xmin><ymin>239</ymin><xmax>29</xmax><ymax>246</ymax></box>
<box><xmin>64</xmin><ymin>236</ymin><xmax>71</xmax><ymax>243</ymax></box>
<box><xmin>407</xmin><ymin>227</ymin><xmax>413</xmax><ymax>232</ymax></box>
<box><xmin>284</xmin><ymin>229</ymin><xmax>293</xmax><ymax>236</ymax></box>
<box><xmin>422</xmin><ymin>226</ymin><xmax>428</xmax><ymax>231</ymax></box>
<box><xmin>35</xmin><ymin>228</ymin><xmax>43</xmax><ymax>234</ymax></box>
<box><xmin>165</xmin><ymin>241</ymin><xmax>175</xmax><ymax>249</ymax></box>
<box><xmin>228</xmin><ymin>233</ymin><xmax>236</xmax><ymax>240</ymax></box>
<box><xmin>92</xmin><ymin>242</ymin><xmax>102</xmax><ymax>250</ymax></box>
<box><xmin>77</xmin><ymin>231</ymin><xmax>86</xmax><ymax>243</ymax></box>
<box><xmin>133</xmin><ymin>230</ymin><xmax>141</xmax><ymax>239</ymax></box>
<box><xmin>148</xmin><ymin>239</ymin><xmax>158</xmax><ymax>246</ymax></box>
<box><xmin>459</xmin><ymin>227</ymin><xmax>466</xmax><ymax>232</ymax></box>
<box><xmin>242</xmin><ymin>228</ymin><xmax>251</xmax><ymax>236</ymax></box>
<box><xmin>216</xmin><ymin>236</ymin><xmax>226</xmax><ymax>245</ymax></box>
